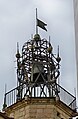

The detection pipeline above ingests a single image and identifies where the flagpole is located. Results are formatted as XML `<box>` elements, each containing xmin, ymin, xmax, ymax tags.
<box><xmin>36</xmin><ymin>8</ymin><xmax>38</xmax><ymax>34</ymax></box>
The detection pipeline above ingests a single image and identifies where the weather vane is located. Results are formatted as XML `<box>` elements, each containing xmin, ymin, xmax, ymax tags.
<box><xmin>36</xmin><ymin>8</ymin><xmax>47</xmax><ymax>34</ymax></box>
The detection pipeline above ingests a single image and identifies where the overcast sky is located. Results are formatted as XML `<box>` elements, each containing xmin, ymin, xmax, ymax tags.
<box><xmin>0</xmin><ymin>0</ymin><xmax>76</xmax><ymax>110</ymax></box>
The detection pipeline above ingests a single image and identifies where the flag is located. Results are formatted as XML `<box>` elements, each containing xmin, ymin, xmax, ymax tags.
<box><xmin>37</xmin><ymin>19</ymin><xmax>47</xmax><ymax>31</ymax></box>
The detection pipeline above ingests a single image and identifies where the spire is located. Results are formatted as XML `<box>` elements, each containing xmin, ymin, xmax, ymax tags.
<box><xmin>16</xmin><ymin>42</ymin><xmax>20</xmax><ymax>59</ymax></box>
<box><xmin>56</xmin><ymin>45</ymin><xmax>61</xmax><ymax>64</ymax></box>
<box><xmin>17</xmin><ymin>42</ymin><xmax>19</xmax><ymax>54</ymax></box>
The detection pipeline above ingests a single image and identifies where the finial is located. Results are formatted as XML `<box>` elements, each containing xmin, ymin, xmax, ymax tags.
<box><xmin>17</xmin><ymin>42</ymin><xmax>19</xmax><ymax>53</ymax></box>
<box><xmin>56</xmin><ymin>45</ymin><xmax>61</xmax><ymax>63</ymax></box>
<box><xmin>49</xmin><ymin>36</ymin><xmax>50</xmax><ymax>44</ymax></box>
<box><xmin>16</xmin><ymin>42</ymin><xmax>20</xmax><ymax>58</ymax></box>
<box><xmin>47</xmin><ymin>36</ymin><xmax>53</xmax><ymax>53</ymax></box>
<box><xmin>58</xmin><ymin>45</ymin><xmax>59</xmax><ymax>57</ymax></box>
<box><xmin>34</xmin><ymin>34</ymin><xmax>40</xmax><ymax>40</ymax></box>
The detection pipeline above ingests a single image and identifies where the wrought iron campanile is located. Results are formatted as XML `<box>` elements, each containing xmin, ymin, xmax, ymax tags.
<box><xmin>16</xmin><ymin>34</ymin><xmax>61</xmax><ymax>100</ymax></box>
<box><xmin>3</xmin><ymin>11</ymin><xmax>76</xmax><ymax>112</ymax></box>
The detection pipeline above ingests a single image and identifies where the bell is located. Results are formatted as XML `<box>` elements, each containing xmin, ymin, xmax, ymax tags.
<box><xmin>31</xmin><ymin>64</ymin><xmax>45</xmax><ymax>83</ymax></box>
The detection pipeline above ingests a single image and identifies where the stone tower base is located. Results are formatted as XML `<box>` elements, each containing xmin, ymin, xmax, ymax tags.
<box><xmin>4</xmin><ymin>97</ymin><xmax>77</xmax><ymax>119</ymax></box>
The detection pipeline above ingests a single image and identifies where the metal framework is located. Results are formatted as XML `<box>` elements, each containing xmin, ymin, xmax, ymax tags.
<box><xmin>16</xmin><ymin>34</ymin><xmax>61</xmax><ymax>100</ymax></box>
<box><xmin>3</xmin><ymin>83</ymin><xmax>76</xmax><ymax>111</ymax></box>
<box><xmin>3</xmin><ymin>34</ymin><xmax>76</xmax><ymax>112</ymax></box>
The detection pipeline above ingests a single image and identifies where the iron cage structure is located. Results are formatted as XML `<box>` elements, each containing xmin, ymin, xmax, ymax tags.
<box><xmin>16</xmin><ymin>34</ymin><xmax>61</xmax><ymax>100</ymax></box>
<box><xmin>3</xmin><ymin>34</ymin><xmax>76</xmax><ymax>111</ymax></box>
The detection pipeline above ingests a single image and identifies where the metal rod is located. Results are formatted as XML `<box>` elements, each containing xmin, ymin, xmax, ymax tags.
<box><xmin>17</xmin><ymin>42</ymin><xmax>19</xmax><ymax>53</ymax></box>
<box><xmin>49</xmin><ymin>36</ymin><xmax>50</xmax><ymax>44</ymax></box>
<box><xmin>57</xmin><ymin>45</ymin><xmax>59</xmax><ymax>57</ymax></box>
<box><xmin>36</xmin><ymin>8</ymin><xmax>38</xmax><ymax>34</ymax></box>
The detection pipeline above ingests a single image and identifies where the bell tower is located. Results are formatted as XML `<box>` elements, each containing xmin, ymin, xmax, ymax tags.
<box><xmin>2</xmin><ymin>11</ymin><xmax>78</xmax><ymax>119</ymax></box>
<box><xmin>15</xmin><ymin>34</ymin><xmax>61</xmax><ymax>100</ymax></box>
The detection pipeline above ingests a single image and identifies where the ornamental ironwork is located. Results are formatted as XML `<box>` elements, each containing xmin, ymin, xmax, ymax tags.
<box><xmin>15</xmin><ymin>34</ymin><xmax>61</xmax><ymax>100</ymax></box>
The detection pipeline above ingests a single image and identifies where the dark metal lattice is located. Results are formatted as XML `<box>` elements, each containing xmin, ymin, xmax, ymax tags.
<box><xmin>3</xmin><ymin>34</ymin><xmax>76</xmax><ymax>112</ymax></box>
<box><xmin>15</xmin><ymin>34</ymin><xmax>61</xmax><ymax>100</ymax></box>
<box><xmin>3</xmin><ymin>83</ymin><xmax>76</xmax><ymax>111</ymax></box>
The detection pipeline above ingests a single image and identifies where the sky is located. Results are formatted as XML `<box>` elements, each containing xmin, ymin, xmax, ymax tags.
<box><xmin>0</xmin><ymin>0</ymin><xmax>77</xmax><ymax>110</ymax></box>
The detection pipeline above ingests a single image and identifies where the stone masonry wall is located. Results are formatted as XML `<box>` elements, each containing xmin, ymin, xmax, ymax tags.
<box><xmin>5</xmin><ymin>97</ymin><xmax>73</xmax><ymax>119</ymax></box>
